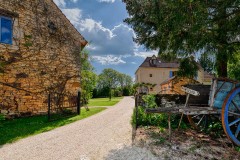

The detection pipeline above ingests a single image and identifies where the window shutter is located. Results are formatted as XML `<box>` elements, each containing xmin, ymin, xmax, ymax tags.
<box><xmin>1</xmin><ymin>17</ymin><xmax>12</xmax><ymax>44</ymax></box>
<box><xmin>169</xmin><ymin>71</ymin><xmax>173</xmax><ymax>78</ymax></box>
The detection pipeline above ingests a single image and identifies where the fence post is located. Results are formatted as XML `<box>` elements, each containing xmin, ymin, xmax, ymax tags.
<box><xmin>77</xmin><ymin>91</ymin><xmax>81</xmax><ymax>115</ymax></box>
<box><xmin>135</xmin><ymin>95</ymin><xmax>138</xmax><ymax>129</ymax></box>
<box><xmin>48</xmin><ymin>93</ymin><xmax>51</xmax><ymax>121</ymax></box>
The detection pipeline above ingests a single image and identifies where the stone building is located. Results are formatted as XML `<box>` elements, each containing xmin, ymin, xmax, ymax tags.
<box><xmin>0</xmin><ymin>0</ymin><xmax>87</xmax><ymax>117</ymax></box>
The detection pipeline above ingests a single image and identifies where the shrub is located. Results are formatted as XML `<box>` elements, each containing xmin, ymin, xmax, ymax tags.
<box><xmin>132</xmin><ymin>94</ymin><xmax>188</xmax><ymax>129</ymax></box>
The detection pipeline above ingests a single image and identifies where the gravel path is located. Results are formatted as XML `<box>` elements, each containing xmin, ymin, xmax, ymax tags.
<box><xmin>0</xmin><ymin>96</ymin><xmax>157</xmax><ymax>160</ymax></box>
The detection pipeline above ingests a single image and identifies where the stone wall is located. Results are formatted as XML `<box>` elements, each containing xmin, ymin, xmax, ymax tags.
<box><xmin>0</xmin><ymin>0</ymin><xmax>87</xmax><ymax>118</ymax></box>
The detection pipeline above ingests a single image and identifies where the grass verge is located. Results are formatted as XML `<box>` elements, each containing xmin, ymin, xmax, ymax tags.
<box><xmin>0</xmin><ymin>107</ymin><xmax>106</xmax><ymax>145</ymax></box>
<box><xmin>88</xmin><ymin>97</ymin><xmax>123</xmax><ymax>106</ymax></box>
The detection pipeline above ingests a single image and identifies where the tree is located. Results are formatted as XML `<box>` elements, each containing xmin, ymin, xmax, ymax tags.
<box><xmin>98</xmin><ymin>68</ymin><xmax>120</xmax><ymax>100</ymax></box>
<box><xmin>198</xmin><ymin>52</ymin><xmax>215</xmax><ymax>73</ymax></box>
<box><xmin>118</xmin><ymin>73</ymin><xmax>133</xmax><ymax>95</ymax></box>
<box><xmin>228</xmin><ymin>51</ymin><xmax>240</xmax><ymax>81</ymax></box>
<box><xmin>80</xmin><ymin>50</ymin><xmax>98</xmax><ymax>105</ymax></box>
<box><xmin>177</xmin><ymin>56</ymin><xmax>199</xmax><ymax>78</ymax></box>
<box><xmin>123</xmin><ymin>0</ymin><xmax>240</xmax><ymax>77</ymax></box>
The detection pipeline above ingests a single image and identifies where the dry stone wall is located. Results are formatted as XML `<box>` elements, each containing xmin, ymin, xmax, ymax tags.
<box><xmin>0</xmin><ymin>0</ymin><xmax>87</xmax><ymax>118</ymax></box>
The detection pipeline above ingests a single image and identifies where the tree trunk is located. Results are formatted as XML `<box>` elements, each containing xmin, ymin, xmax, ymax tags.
<box><xmin>216</xmin><ymin>5</ymin><xmax>228</xmax><ymax>78</ymax></box>
<box><xmin>216</xmin><ymin>49</ymin><xmax>228</xmax><ymax>77</ymax></box>
<box><xmin>109</xmin><ymin>88</ymin><xmax>112</xmax><ymax>101</ymax></box>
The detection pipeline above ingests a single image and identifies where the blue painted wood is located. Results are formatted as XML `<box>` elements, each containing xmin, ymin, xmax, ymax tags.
<box><xmin>212</xmin><ymin>80</ymin><xmax>238</xmax><ymax>109</ymax></box>
<box><xmin>223</xmin><ymin>87</ymin><xmax>240</xmax><ymax>146</ymax></box>
<box><xmin>1</xmin><ymin>17</ymin><xmax>12</xmax><ymax>44</ymax></box>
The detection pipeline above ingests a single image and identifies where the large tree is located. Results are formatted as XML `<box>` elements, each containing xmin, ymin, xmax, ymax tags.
<box><xmin>98</xmin><ymin>68</ymin><xmax>120</xmax><ymax>100</ymax></box>
<box><xmin>123</xmin><ymin>0</ymin><xmax>240</xmax><ymax>77</ymax></box>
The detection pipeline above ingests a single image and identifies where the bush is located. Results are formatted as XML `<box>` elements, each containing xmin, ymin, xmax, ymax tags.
<box><xmin>132</xmin><ymin>94</ymin><xmax>188</xmax><ymax>129</ymax></box>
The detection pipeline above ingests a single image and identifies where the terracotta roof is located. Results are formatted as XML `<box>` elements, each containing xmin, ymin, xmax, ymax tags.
<box><xmin>160</xmin><ymin>76</ymin><xmax>177</xmax><ymax>85</ymax></box>
<box><xmin>160</xmin><ymin>76</ymin><xmax>200</xmax><ymax>86</ymax></box>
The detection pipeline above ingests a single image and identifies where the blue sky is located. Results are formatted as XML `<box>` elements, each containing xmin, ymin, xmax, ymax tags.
<box><xmin>53</xmin><ymin>0</ymin><xmax>157</xmax><ymax>78</ymax></box>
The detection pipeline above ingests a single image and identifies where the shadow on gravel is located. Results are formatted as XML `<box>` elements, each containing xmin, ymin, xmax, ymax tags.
<box><xmin>104</xmin><ymin>145</ymin><xmax>158</xmax><ymax>160</ymax></box>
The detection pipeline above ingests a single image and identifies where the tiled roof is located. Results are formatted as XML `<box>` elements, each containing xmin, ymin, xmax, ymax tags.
<box><xmin>160</xmin><ymin>76</ymin><xmax>177</xmax><ymax>85</ymax></box>
<box><xmin>139</xmin><ymin>57</ymin><xmax>180</xmax><ymax>68</ymax></box>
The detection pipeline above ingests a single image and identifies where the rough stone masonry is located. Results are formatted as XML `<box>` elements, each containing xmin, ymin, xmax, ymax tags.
<box><xmin>0</xmin><ymin>0</ymin><xmax>87</xmax><ymax>118</ymax></box>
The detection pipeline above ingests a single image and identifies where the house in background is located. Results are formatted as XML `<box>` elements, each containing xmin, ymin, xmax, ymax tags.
<box><xmin>0</xmin><ymin>0</ymin><xmax>87</xmax><ymax>117</ymax></box>
<box><xmin>135</xmin><ymin>55</ymin><xmax>205</xmax><ymax>94</ymax></box>
<box><xmin>203</xmin><ymin>71</ymin><xmax>215</xmax><ymax>85</ymax></box>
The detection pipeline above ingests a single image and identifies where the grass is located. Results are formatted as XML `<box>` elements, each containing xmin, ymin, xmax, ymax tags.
<box><xmin>88</xmin><ymin>97</ymin><xmax>123</xmax><ymax>106</ymax></box>
<box><xmin>0</xmin><ymin>107</ymin><xmax>106</xmax><ymax>145</ymax></box>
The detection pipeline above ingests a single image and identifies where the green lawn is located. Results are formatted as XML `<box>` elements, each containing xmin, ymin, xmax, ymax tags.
<box><xmin>88</xmin><ymin>97</ymin><xmax>123</xmax><ymax>106</ymax></box>
<box><xmin>0</xmin><ymin>107</ymin><xmax>106</xmax><ymax>145</ymax></box>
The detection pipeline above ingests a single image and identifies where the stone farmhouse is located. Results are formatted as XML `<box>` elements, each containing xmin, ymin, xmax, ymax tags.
<box><xmin>135</xmin><ymin>55</ymin><xmax>212</xmax><ymax>94</ymax></box>
<box><xmin>0</xmin><ymin>0</ymin><xmax>87</xmax><ymax>117</ymax></box>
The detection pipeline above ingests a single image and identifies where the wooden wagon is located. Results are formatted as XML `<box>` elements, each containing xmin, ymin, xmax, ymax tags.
<box><xmin>139</xmin><ymin>78</ymin><xmax>240</xmax><ymax>146</ymax></box>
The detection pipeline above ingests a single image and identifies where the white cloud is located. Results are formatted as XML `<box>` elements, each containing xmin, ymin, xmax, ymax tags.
<box><xmin>131</xmin><ymin>62</ymin><xmax>137</xmax><ymax>64</ymax></box>
<box><xmin>61</xmin><ymin>8</ymin><xmax>82</xmax><ymax>25</ymax></box>
<box><xmin>92</xmin><ymin>55</ymin><xmax>126</xmax><ymax>65</ymax></box>
<box><xmin>78</xmin><ymin>19</ymin><xmax>136</xmax><ymax>56</ymax></box>
<box><xmin>53</xmin><ymin>0</ymin><xmax>66</xmax><ymax>7</ymax></box>
<box><xmin>55</xmin><ymin>1</ymin><xmax>157</xmax><ymax>67</ymax></box>
<box><xmin>134</xmin><ymin>50</ymin><xmax>158</xmax><ymax>58</ymax></box>
<box><xmin>97</xmin><ymin>0</ymin><xmax>115</xmax><ymax>3</ymax></box>
<box><xmin>53</xmin><ymin>0</ymin><xmax>79</xmax><ymax>8</ymax></box>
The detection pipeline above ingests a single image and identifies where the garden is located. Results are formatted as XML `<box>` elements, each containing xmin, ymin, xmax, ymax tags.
<box><xmin>131</xmin><ymin>94</ymin><xmax>240</xmax><ymax>159</ymax></box>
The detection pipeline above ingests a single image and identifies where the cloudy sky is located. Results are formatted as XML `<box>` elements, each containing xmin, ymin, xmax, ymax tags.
<box><xmin>53</xmin><ymin>0</ymin><xmax>157</xmax><ymax>78</ymax></box>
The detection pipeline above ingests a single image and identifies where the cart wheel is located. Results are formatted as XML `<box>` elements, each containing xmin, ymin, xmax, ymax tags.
<box><xmin>222</xmin><ymin>87</ymin><xmax>240</xmax><ymax>146</ymax></box>
<box><xmin>187</xmin><ymin>114</ymin><xmax>212</xmax><ymax>131</ymax></box>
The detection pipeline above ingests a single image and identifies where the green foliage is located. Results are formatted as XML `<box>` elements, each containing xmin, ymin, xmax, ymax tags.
<box><xmin>228</xmin><ymin>51</ymin><xmax>240</xmax><ymax>81</ymax></box>
<box><xmin>142</xmin><ymin>94</ymin><xmax>157</xmax><ymax>108</ymax></box>
<box><xmin>80</xmin><ymin>50</ymin><xmax>98</xmax><ymax>104</ymax></box>
<box><xmin>97</xmin><ymin>68</ymin><xmax>133</xmax><ymax>100</ymax></box>
<box><xmin>132</xmin><ymin>107</ymin><xmax>188</xmax><ymax>129</ymax></box>
<box><xmin>0</xmin><ymin>62</ymin><xmax>4</xmax><ymax>73</ymax></box>
<box><xmin>177</xmin><ymin>56</ymin><xmax>199</xmax><ymax>78</ymax></box>
<box><xmin>236</xmin><ymin>146</ymin><xmax>240</xmax><ymax>152</ymax></box>
<box><xmin>0</xmin><ymin>108</ymin><xmax>106</xmax><ymax>145</ymax></box>
<box><xmin>206</xmin><ymin>121</ymin><xmax>224</xmax><ymax>138</ymax></box>
<box><xmin>23</xmin><ymin>34</ymin><xmax>33</xmax><ymax>47</ymax></box>
<box><xmin>123</xmin><ymin>0</ymin><xmax>240</xmax><ymax>77</ymax></box>
<box><xmin>159</xmin><ymin>52</ymin><xmax>177</xmax><ymax>62</ymax></box>
<box><xmin>132</xmin><ymin>94</ymin><xmax>188</xmax><ymax>129</ymax></box>
<box><xmin>198</xmin><ymin>52</ymin><xmax>215</xmax><ymax>73</ymax></box>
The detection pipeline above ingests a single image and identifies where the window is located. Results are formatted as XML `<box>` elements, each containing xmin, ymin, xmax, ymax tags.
<box><xmin>0</xmin><ymin>16</ymin><xmax>13</xmax><ymax>45</ymax></box>
<box><xmin>149</xmin><ymin>74</ymin><xmax>152</xmax><ymax>77</ymax></box>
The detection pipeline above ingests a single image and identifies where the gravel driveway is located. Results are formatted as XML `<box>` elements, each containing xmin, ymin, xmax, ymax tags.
<box><xmin>0</xmin><ymin>96</ymin><xmax>157</xmax><ymax>160</ymax></box>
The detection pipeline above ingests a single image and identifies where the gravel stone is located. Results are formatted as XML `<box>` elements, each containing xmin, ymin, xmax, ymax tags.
<box><xmin>0</xmin><ymin>96</ymin><xmax>157</xmax><ymax>160</ymax></box>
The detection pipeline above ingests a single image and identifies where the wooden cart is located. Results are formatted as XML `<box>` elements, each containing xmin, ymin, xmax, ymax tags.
<box><xmin>141</xmin><ymin>78</ymin><xmax>240</xmax><ymax>146</ymax></box>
